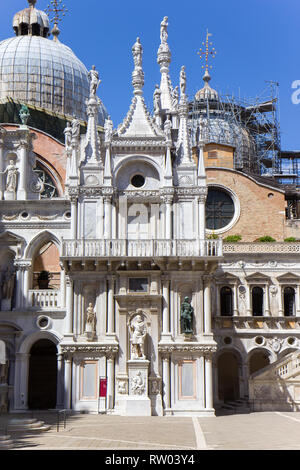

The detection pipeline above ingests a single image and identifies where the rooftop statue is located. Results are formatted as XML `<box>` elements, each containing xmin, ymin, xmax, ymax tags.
<box><xmin>160</xmin><ymin>16</ymin><xmax>168</xmax><ymax>44</ymax></box>
<box><xmin>88</xmin><ymin>65</ymin><xmax>101</xmax><ymax>97</ymax></box>
<box><xmin>19</xmin><ymin>104</ymin><xmax>30</xmax><ymax>126</ymax></box>
<box><xmin>132</xmin><ymin>37</ymin><xmax>143</xmax><ymax>69</ymax></box>
<box><xmin>180</xmin><ymin>66</ymin><xmax>186</xmax><ymax>96</ymax></box>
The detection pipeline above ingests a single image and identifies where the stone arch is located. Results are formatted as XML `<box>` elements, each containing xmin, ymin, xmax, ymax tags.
<box><xmin>114</xmin><ymin>155</ymin><xmax>162</xmax><ymax>190</ymax></box>
<box><xmin>18</xmin><ymin>330</ymin><xmax>62</xmax><ymax>355</ymax></box>
<box><xmin>216</xmin><ymin>347</ymin><xmax>244</xmax><ymax>402</ymax></box>
<box><xmin>24</xmin><ymin>230</ymin><xmax>60</xmax><ymax>260</ymax></box>
<box><xmin>247</xmin><ymin>347</ymin><xmax>272</xmax><ymax>376</ymax></box>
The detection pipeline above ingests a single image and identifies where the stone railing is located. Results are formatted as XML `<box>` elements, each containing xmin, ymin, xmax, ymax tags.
<box><xmin>223</xmin><ymin>242</ymin><xmax>300</xmax><ymax>254</ymax></box>
<box><xmin>28</xmin><ymin>289</ymin><xmax>61</xmax><ymax>309</ymax></box>
<box><xmin>61</xmin><ymin>239</ymin><xmax>223</xmax><ymax>258</ymax></box>
<box><xmin>275</xmin><ymin>352</ymin><xmax>300</xmax><ymax>379</ymax></box>
<box><xmin>213</xmin><ymin>316</ymin><xmax>300</xmax><ymax>331</ymax></box>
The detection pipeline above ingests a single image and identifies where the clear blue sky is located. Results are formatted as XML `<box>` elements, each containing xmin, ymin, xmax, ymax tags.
<box><xmin>1</xmin><ymin>0</ymin><xmax>300</xmax><ymax>151</ymax></box>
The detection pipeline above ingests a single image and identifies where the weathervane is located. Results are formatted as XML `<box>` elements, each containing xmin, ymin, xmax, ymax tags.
<box><xmin>45</xmin><ymin>0</ymin><xmax>68</xmax><ymax>40</ymax></box>
<box><xmin>197</xmin><ymin>29</ymin><xmax>217</xmax><ymax>72</ymax></box>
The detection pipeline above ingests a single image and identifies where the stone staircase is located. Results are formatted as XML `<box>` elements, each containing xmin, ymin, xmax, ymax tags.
<box><xmin>217</xmin><ymin>396</ymin><xmax>251</xmax><ymax>415</ymax></box>
<box><xmin>7</xmin><ymin>418</ymin><xmax>51</xmax><ymax>433</ymax></box>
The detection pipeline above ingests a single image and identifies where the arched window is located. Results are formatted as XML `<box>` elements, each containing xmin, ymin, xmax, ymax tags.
<box><xmin>284</xmin><ymin>287</ymin><xmax>295</xmax><ymax>317</ymax></box>
<box><xmin>252</xmin><ymin>286</ymin><xmax>264</xmax><ymax>316</ymax></box>
<box><xmin>220</xmin><ymin>286</ymin><xmax>233</xmax><ymax>316</ymax></box>
<box><xmin>34</xmin><ymin>161</ymin><xmax>59</xmax><ymax>199</ymax></box>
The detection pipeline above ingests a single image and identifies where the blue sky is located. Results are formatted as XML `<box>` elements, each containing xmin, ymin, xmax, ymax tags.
<box><xmin>1</xmin><ymin>0</ymin><xmax>300</xmax><ymax>150</ymax></box>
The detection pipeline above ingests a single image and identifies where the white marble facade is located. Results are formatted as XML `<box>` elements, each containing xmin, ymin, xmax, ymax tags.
<box><xmin>0</xmin><ymin>14</ymin><xmax>300</xmax><ymax>417</ymax></box>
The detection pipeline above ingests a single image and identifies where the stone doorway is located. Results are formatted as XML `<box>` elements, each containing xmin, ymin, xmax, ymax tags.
<box><xmin>28</xmin><ymin>339</ymin><xmax>57</xmax><ymax>409</ymax></box>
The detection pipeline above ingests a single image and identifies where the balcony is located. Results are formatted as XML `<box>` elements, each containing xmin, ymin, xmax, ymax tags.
<box><xmin>28</xmin><ymin>289</ymin><xmax>61</xmax><ymax>309</ymax></box>
<box><xmin>213</xmin><ymin>316</ymin><xmax>300</xmax><ymax>331</ymax></box>
<box><xmin>223</xmin><ymin>242</ymin><xmax>300</xmax><ymax>254</ymax></box>
<box><xmin>61</xmin><ymin>238</ymin><xmax>223</xmax><ymax>259</ymax></box>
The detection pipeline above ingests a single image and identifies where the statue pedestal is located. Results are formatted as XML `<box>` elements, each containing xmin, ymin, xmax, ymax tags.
<box><xmin>124</xmin><ymin>360</ymin><xmax>151</xmax><ymax>416</ymax></box>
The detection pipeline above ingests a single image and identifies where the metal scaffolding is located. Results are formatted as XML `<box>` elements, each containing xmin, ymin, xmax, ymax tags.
<box><xmin>189</xmin><ymin>81</ymin><xmax>281</xmax><ymax>177</ymax></box>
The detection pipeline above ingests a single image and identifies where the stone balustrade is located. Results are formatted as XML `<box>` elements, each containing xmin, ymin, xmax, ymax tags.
<box><xmin>223</xmin><ymin>242</ymin><xmax>300</xmax><ymax>254</ymax></box>
<box><xmin>28</xmin><ymin>289</ymin><xmax>61</xmax><ymax>309</ymax></box>
<box><xmin>213</xmin><ymin>316</ymin><xmax>300</xmax><ymax>331</ymax></box>
<box><xmin>61</xmin><ymin>238</ymin><xmax>223</xmax><ymax>259</ymax></box>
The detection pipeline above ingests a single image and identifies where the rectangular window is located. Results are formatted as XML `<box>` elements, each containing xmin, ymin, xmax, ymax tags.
<box><xmin>128</xmin><ymin>278</ymin><xmax>148</xmax><ymax>293</ymax></box>
<box><xmin>179</xmin><ymin>360</ymin><xmax>197</xmax><ymax>400</ymax></box>
<box><xmin>80</xmin><ymin>361</ymin><xmax>98</xmax><ymax>399</ymax></box>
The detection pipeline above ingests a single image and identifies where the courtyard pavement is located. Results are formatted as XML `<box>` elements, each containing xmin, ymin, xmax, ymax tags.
<box><xmin>1</xmin><ymin>410</ymin><xmax>300</xmax><ymax>451</ymax></box>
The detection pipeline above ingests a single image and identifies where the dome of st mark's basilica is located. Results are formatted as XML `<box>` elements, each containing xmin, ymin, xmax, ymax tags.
<box><xmin>0</xmin><ymin>0</ymin><xmax>108</xmax><ymax>124</ymax></box>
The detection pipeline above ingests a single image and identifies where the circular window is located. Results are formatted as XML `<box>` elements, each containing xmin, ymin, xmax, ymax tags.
<box><xmin>206</xmin><ymin>187</ymin><xmax>235</xmax><ymax>230</ymax></box>
<box><xmin>37</xmin><ymin>316</ymin><xmax>50</xmax><ymax>329</ymax></box>
<box><xmin>34</xmin><ymin>162</ymin><xmax>58</xmax><ymax>199</ymax></box>
<box><xmin>223</xmin><ymin>337</ymin><xmax>232</xmax><ymax>345</ymax></box>
<box><xmin>131</xmin><ymin>174</ymin><xmax>145</xmax><ymax>188</ymax></box>
<box><xmin>287</xmin><ymin>337</ymin><xmax>296</xmax><ymax>346</ymax></box>
<box><xmin>255</xmin><ymin>336</ymin><xmax>264</xmax><ymax>345</ymax></box>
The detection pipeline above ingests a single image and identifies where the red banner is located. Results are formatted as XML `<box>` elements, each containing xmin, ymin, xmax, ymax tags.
<box><xmin>99</xmin><ymin>378</ymin><xmax>107</xmax><ymax>397</ymax></box>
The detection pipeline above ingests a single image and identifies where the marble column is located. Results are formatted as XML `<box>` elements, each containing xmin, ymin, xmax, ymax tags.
<box><xmin>66</xmin><ymin>276</ymin><xmax>74</xmax><ymax>336</ymax></box>
<box><xmin>164</xmin><ymin>197</ymin><xmax>173</xmax><ymax>240</ymax></box>
<box><xmin>162</xmin><ymin>355</ymin><xmax>171</xmax><ymax>411</ymax></box>
<box><xmin>278</xmin><ymin>285</ymin><xmax>284</xmax><ymax>316</ymax></box>
<box><xmin>0</xmin><ymin>139</ymin><xmax>4</xmax><ymax>200</ymax></box>
<box><xmin>56</xmin><ymin>353</ymin><xmax>64</xmax><ymax>408</ymax></box>
<box><xmin>70</xmin><ymin>199</ymin><xmax>78</xmax><ymax>239</ymax></box>
<box><xmin>64</xmin><ymin>355</ymin><xmax>72</xmax><ymax>409</ymax></box>
<box><xmin>106</xmin><ymin>276</ymin><xmax>116</xmax><ymax>339</ymax></box>
<box><xmin>106</xmin><ymin>355</ymin><xmax>115</xmax><ymax>410</ymax></box>
<box><xmin>233</xmin><ymin>282</ymin><xmax>239</xmax><ymax>316</ymax></box>
<box><xmin>198</xmin><ymin>195</ymin><xmax>206</xmax><ymax>242</ymax></box>
<box><xmin>264</xmin><ymin>283</ymin><xmax>271</xmax><ymax>316</ymax></box>
<box><xmin>17</xmin><ymin>141</ymin><xmax>28</xmax><ymax>200</ymax></box>
<box><xmin>104</xmin><ymin>196</ymin><xmax>112</xmax><ymax>239</ymax></box>
<box><xmin>203</xmin><ymin>276</ymin><xmax>212</xmax><ymax>334</ymax></box>
<box><xmin>205</xmin><ymin>354</ymin><xmax>214</xmax><ymax>410</ymax></box>
<box><xmin>161</xmin><ymin>278</ymin><xmax>172</xmax><ymax>341</ymax></box>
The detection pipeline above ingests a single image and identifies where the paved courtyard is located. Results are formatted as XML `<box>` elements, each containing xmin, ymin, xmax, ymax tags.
<box><xmin>1</xmin><ymin>411</ymin><xmax>300</xmax><ymax>451</ymax></box>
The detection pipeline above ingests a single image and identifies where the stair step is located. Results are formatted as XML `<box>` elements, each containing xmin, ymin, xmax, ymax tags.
<box><xmin>0</xmin><ymin>435</ymin><xmax>14</xmax><ymax>449</ymax></box>
<box><xmin>7</xmin><ymin>419</ymin><xmax>51</xmax><ymax>432</ymax></box>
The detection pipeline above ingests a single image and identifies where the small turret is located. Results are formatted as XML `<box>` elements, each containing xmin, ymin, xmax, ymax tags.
<box><xmin>13</xmin><ymin>0</ymin><xmax>50</xmax><ymax>38</ymax></box>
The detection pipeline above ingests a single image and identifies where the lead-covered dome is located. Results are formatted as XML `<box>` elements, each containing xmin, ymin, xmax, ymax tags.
<box><xmin>0</xmin><ymin>1</ymin><xmax>108</xmax><ymax>124</ymax></box>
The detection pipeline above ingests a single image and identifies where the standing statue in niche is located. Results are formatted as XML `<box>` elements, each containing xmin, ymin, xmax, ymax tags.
<box><xmin>4</xmin><ymin>160</ymin><xmax>18</xmax><ymax>194</ymax></box>
<box><xmin>180</xmin><ymin>296</ymin><xmax>194</xmax><ymax>334</ymax></box>
<box><xmin>63</xmin><ymin>121</ymin><xmax>72</xmax><ymax>150</ymax></box>
<box><xmin>104</xmin><ymin>115</ymin><xmax>113</xmax><ymax>142</ymax></box>
<box><xmin>88</xmin><ymin>65</ymin><xmax>101</xmax><ymax>97</ymax></box>
<box><xmin>2</xmin><ymin>267</ymin><xmax>15</xmax><ymax>301</ymax></box>
<box><xmin>85</xmin><ymin>303</ymin><xmax>96</xmax><ymax>339</ymax></box>
<box><xmin>129</xmin><ymin>312</ymin><xmax>147</xmax><ymax>360</ymax></box>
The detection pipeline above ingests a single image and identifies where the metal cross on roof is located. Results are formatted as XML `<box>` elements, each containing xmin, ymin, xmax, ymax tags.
<box><xmin>45</xmin><ymin>0</ymin><xmax>68</xmax><ymax>25</ymax></box>
<box><xmin>197</xmin><ymin>29</ymin><xmax>217</xmax><ymax>72</ymax></box>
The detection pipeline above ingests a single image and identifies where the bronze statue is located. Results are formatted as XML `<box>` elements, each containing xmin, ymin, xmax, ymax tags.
<box><xmin>180</xmin><ymin>296</ymin><xmax>194</xmax><ymax>334</ymax></box>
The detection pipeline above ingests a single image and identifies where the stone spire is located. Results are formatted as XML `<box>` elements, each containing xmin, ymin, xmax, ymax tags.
<box><xmin>117</xmin><ymin>38</ymin><xmax>164</xmax><ymax>138</ymax></box>
<box><xmin>83</xmin><ymin>66</ymin><xmax>101</xmax><ymax>164</ymax></box>
<box><xmin>157</xmin><ymin>16</ymin><xmax>173</xmax><ymax>111</ymax></box>
<box><xmin>176</xmin><ymin>67</ymin><xmax>193</xmax><ymax>165</ymax></box>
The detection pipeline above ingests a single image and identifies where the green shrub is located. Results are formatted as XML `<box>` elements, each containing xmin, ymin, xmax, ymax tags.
<box><xmin>284</xmin><ymin>237</ymin><xmax>297</xmax><ymax>242</ymax></box>
<box><xmin>257</xmin><ymin>236</ymin><xmax>276</xmax><ymax>242</ymax></box>
<box><xmin>207</xmin><ymin>233</ymin><xmax>219</xmax><ymax>239</ymax></box>
<box><xmin>224</xmin><ymin>235</ymin><xmax>242</xmax><ymax>242</ymax></box>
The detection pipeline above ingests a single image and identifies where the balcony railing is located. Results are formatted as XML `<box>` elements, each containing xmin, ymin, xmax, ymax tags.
<box><xmin>213</xmin><ymin>316</ymin><xmax>300</xmax><ymax>331</ymax></box>
<box><xmin>28</xmin><ymin>289</ymin><xmax>61</xmax><ymax>309</ymax></box>
<box><xmin>61</xmin><ymin>239</ymin><xmax>223</xmax><ymax>259</ymax></box>
<box><xmin>223</xmin><ymin>242</ymin><xmax>300</xmax><ymax>254</ymax></box>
